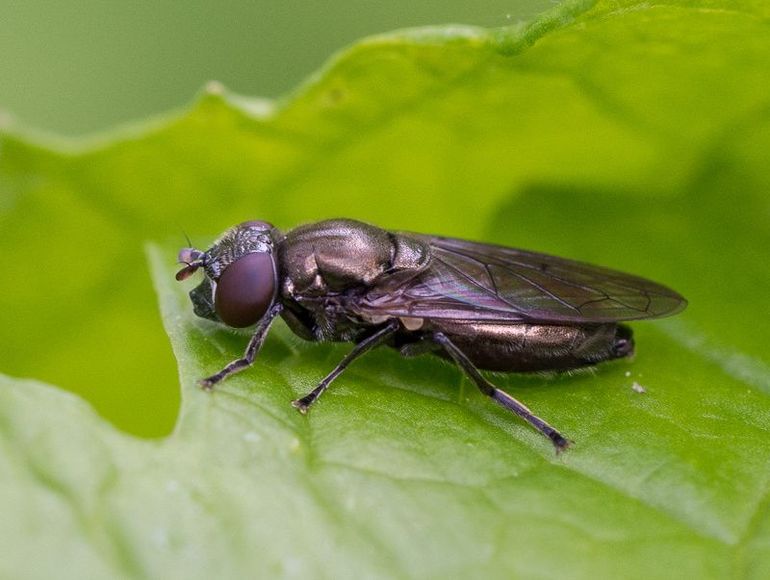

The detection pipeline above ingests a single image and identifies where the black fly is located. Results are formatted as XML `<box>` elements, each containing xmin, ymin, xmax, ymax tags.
<box><xmin>176</xmin><ymin>219</ymin><xmax>686</xmax><ymax>451</ymax></box>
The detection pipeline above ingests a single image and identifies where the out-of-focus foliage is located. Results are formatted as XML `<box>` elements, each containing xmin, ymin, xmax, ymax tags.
<box><xmin>0</xmin><ymin>0</ymin><xmax>553</xmax><ymax>134</ymax></box>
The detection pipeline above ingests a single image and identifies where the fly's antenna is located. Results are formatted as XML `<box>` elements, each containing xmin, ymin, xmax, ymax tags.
<box><xmin>175</xmin><ymin>225</ymin><xmax>206</xmax><ymax>281</ymax></box>
<box><xmin>175</xmin><ymin>222</ymin><xmax>194</xmax><ymax>248</ymax></box>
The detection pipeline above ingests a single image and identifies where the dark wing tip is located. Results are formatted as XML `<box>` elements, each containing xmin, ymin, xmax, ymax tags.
<box><xmin>648</xmin><ymin>289</ymin><xmax>688</xmax><ymax>319</ymax></box>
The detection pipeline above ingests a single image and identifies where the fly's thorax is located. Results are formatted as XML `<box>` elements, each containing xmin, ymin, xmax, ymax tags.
<box><xmin>277</xmin><ymin>219</ymin><xmax>431</xmax><ymax>300</ymax></box>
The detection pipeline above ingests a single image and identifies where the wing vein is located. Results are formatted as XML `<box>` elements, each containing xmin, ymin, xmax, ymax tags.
<box><xmin>444</xmin><ymin>245</ymin><xmax>615</xmax><ymax>300</ymax></box>
<box><xmin>359</xmin><ymin>234</ymin><xmax>685</xmax><ymax>324</ymax></box>
<box><xmin>433</xmin><ymin>253</ymin><xmax>526</xmax><ymax>315</ymax></box>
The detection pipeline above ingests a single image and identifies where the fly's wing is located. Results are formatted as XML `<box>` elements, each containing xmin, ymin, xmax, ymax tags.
<box><xmin>354</xmin><ymin>234</ymin><xmax>687</xmax><ymax>324</ymax></box>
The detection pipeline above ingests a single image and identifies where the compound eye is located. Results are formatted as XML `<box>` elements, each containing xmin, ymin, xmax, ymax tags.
<box><xmin>214</xmin><ymin>253</ymin><xmax>276</xmax><ymax>328</ymax></box>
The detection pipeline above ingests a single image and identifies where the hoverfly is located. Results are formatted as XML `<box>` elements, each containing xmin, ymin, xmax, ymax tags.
<box><xmin>176</xmin><ymin>219</ymin><xmax>686</xmax><ymax>451</ymax></box>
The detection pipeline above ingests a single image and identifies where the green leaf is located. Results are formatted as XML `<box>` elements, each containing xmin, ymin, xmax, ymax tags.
<box><xmin>2</xmin><ymin>0</ymin><xmax>770</xmax><ymax>577</ymax></box>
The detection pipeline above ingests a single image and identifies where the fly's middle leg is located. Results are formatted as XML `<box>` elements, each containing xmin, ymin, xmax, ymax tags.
<box><xmin>292</xmin><ymin>321</ymin><xmax>399</xmax><ymax>413</ymax></box>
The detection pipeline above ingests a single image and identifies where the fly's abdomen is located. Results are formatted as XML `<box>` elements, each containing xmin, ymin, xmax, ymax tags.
<box><xmin>429</xmin><ymin>320</ymin><xmax>634</xmax><ymax>372</ymax></box>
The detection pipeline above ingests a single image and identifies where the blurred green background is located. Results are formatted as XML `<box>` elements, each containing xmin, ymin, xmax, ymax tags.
<box><xmin>0</xmin><ymin>0</ymin><xmax>551</xmax><ymax>135</ymax></box>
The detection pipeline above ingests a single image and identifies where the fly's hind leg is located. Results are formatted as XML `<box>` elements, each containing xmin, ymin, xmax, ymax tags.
<box><xmin>433</xmin><ymin>332</ymin><xmax>571</xmax><ymax>452</ymax></box>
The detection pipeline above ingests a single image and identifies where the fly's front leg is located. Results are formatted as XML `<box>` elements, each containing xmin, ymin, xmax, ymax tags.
<box><xmin>199</xmin><ymin>303</ymin><xmax>283</xmax><ymax>389</ymax></box>
<box><xmin>292</xmin><ymin>320</ymin><xmax>399</xmax><ymax>413</ymax></box>
<box><xmin>433</xmin><ymin>332</ymin><xmax>571</xmax><ymax>452</ymax></box>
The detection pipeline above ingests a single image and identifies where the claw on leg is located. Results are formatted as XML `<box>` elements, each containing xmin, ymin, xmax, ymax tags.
<box><xmin>291</xmin><ymin>398</ymin><xmax>311</xmax><ymax>414</ymax></box>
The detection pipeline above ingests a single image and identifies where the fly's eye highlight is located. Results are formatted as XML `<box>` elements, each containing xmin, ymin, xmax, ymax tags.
<box><xmin>214</xmin><ymin>252</ymin><xmax>276</xmax><ymax>328</ymax></box>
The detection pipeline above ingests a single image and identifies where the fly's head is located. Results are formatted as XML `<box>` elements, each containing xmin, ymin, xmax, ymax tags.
<box><xmin>176</xmin><ymin>221</ymin><xmax>281</xmax><ymax>328</ymax></box>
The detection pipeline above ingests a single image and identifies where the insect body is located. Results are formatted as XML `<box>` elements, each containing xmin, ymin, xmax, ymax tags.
<box><xmin>176</xmin><ymin>219</ymin><xmax>686</xmax><ymax>451</ymax></box>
